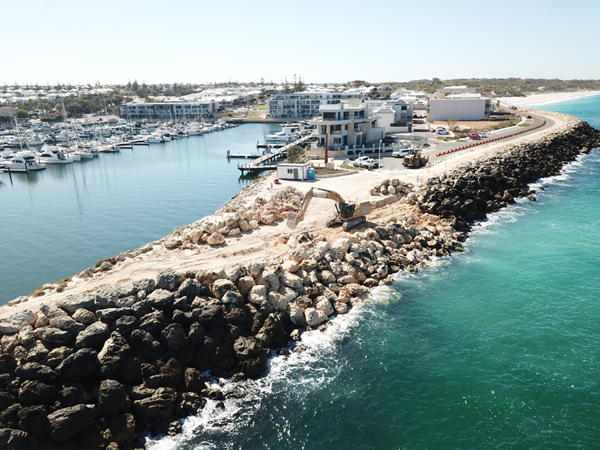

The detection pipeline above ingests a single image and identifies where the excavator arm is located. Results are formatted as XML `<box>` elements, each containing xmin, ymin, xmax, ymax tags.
<box><xmin>286</xmin><ymin>188</ymin><xmax>348</xmax><ymax>228</ymax></box>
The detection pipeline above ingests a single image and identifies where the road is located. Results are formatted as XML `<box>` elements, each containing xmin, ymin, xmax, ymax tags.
<box><xmin>369</xmin><ymin>111</ymin><xmax>552</xmax><ymax>173</ymax></box>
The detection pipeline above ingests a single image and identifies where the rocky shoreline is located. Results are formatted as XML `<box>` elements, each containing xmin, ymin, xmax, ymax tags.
<box><xmin>1</xmin><ymin>114</ymin><xmax>599</xmax><ymax>450</ymax></box>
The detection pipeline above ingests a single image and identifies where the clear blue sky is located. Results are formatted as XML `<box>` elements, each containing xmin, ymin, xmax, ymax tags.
<box><xmin>2</xmin><ymin>0</ymin><xmax>599</xmax><ymax>86</ymax></box>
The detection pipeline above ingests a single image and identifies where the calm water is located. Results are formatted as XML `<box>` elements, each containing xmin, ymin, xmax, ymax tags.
<box><xmin>150</xmin><ymin>96</ymin><xmax>600</xmax><ymax>450</ymax></box>
<box><xmin>0</xmin><ymin>124</ymin><xmax>279</xmax><ymax>303</ymax></box>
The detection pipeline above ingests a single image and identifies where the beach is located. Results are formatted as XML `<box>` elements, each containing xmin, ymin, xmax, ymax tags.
<box><xmin>498</xmin><ymin>90</ymin><xmax>600</xmax><ymax>107</ymax></box>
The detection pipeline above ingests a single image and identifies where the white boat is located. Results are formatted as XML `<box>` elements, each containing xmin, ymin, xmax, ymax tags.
<box><xmin>265</xmin><ymin>126</ymin><xmax>300</xmax><ymax>145</ymax></box>
<box><xmin>0</xmin><ymin>151</ymin><xmax>15</xmax><ymax>167</ymax></box>
<box><xmin>2</xmin><ymin>151</ymin><xmax>46</xmax><ymax>172</ymax></box>
<box><xmin>148</xmin><ymin>133</ymin><xmax>165</xmax><ymax>144</ymax></box>
<box><xmin>37</xmin><ymin>147</ymin><xmax>73</xmax><ymax>164</ymax></box>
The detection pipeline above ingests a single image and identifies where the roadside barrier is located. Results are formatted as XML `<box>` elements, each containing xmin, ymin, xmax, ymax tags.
<box><xmin>435</xmin><ymin>117</ymin><xmax>547</xmax><ymax>157</ymax></box>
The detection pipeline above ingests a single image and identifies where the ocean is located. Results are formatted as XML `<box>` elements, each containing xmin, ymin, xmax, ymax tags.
<box><xmin>148</xmin><ymin>95</ymin><xmax>600</xmax><ymax>449</ymax></box>
<box><xmin>0</xmin><ymin>123</ymin><xmax>280</xmax><ymax>304</ymax></box>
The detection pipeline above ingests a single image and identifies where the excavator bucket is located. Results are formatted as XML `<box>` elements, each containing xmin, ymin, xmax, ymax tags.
<box><xmin>286</xmin><ymin>212</ymin><xmax>300</xmax><ymax>229</ymax></box>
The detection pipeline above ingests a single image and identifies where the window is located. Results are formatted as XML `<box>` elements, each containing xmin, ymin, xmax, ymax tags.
<box><xmin>287</xmin><ymin>169</ymin><xmax>293</xmax><ymax>174</ymax></box>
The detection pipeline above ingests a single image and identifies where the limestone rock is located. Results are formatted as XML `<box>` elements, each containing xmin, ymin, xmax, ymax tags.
<box><xmin>304</xmin><ymin>308</ymin><xmax>327</xmax><ymax>327</ymax></box>
<box><xmin>315</xmin><ymin>298</ymin><xmax>334</xmax><ymax>316</ymax></box>
<box><xmin>248</xmin><ymin>285</ymin><xmax>268</xmax><ymax>305</ymax></box>
<box><xmin>207</xmin><ymin>232</ymin><xmax>225</xmax><ymax>245</ymax></box>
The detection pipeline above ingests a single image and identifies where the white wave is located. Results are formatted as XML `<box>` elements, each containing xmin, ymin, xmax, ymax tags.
<box><xmin>147</xmin><ymin>294</ymin><xmax>379</xmax><ymax>450</ymax></box>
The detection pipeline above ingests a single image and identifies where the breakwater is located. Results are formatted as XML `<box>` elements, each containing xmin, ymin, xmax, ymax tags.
<box><xmin>0</xmin><ymin>114</ymin><xmax>599</xmax><ymax>450</ymax></box>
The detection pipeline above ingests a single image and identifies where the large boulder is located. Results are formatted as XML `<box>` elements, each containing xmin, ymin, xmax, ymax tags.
<box><xmin>129</xmin><ymin>329</ymin><xmax>161</xmax><ymax>360</ymax></box>
<box><xmin>75</xmin><ymin>321</ymin><xmax>110</xmax><ymax>350</ymax></box>
<box><xmin>0</xmin><ymin>310</ymin><xmax>37</xmax><ymax>335</ymax></box>
<box><xmin>18</xmin><ymin>405</ymin><xmax>48</xmax><ymax>440</ymax></box>
<box><xmin>160</xmin><ymin>323</ymin><xmax>188</xmax><ymax>352</ymax></box>
<box><xmin>305</xmin><ymin>308</ymin><xmax>327</xmax><ymax>327</ymax></box>
<box><xmin>139</xmin><ymin>310</ymin><xmax>167</xmax><ymax>335</ymax></box>
<box><xmin>183</xmin><ymin>367</ymin><xmax>208</xmax><ymax>393</ymax></box>
<box><xmin>211</xmin><ymin>279</ymin><xmax>236</xmax><ymax>300</ymax></box>
<box><xmin>233</xmin><ymin>337</ymin><xmax>262</xmax><ymax>361</ymax></box>
<box><xmin>45</xmin><ymin>404</ymin><xmax>97</xmax><ymax>443</ymax></box>
<box><xmin>132</xmin><ymin>387</ymin><xmax>177</xmax><ymax>425</ymax></box>
<box><xmin>15</xmin><ymin>362</ymin><xmax>57</xmax><ymax>383</ymax></box>
<box><xmin>156</xmin><ymin>268</ymin><xmax>182</xmax><ymax>291</ymax></box>
<box><xmin>97</xmin><ymin>332</ymin><xmax>131</xmax><ymax>378</ymax></box>
<box><xmin>147</xmin><ymin>289</ymin><xmax>174</xmax><ymax>308</ymax></box>
<box><xmin>56</xmin><ymin>293</ymin><xmax>95</xmax><ymax>314</ymax></box>
<box><xmin>98</xmin><ymin>379</ymin><xmax>131</xmax><ymax>418</ymax></box>
<box><xmin>107</xmin><ymin>413</ymin><xmax>135</xmax><ymax>445</ymax></box>
<box><xmin>56</xmin><ymin>348</ymin><xmax>98</xmax><ymax>382</ymax></box>
<box><xmin>18</xmin><ymin>380</ymin><xmax>57</xmax><ymax>406</ymax></box>
<box><xmin>248</xmin><ymin>285</ymin><xmax>268</xmax><ymax>305</ymax></box>
<box><xmin>0</xmin><ymin>428</ymin><xmax>38</xmax><ymax>450</ymax></box>
<box><xmin>255</xmin><ymin>314</ymin><xmax>287</xmax><ymax>348</ymax></box>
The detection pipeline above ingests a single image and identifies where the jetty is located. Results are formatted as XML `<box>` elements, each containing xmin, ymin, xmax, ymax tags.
<box><xmin>226</xmin><ymin>150</ymin><xmax>261</xmax><ymax>159</ymax></box>
<box><xmin>238</xmin><ymin>134</ymin><xmax>312</xmax><ymax>174</ymax></box>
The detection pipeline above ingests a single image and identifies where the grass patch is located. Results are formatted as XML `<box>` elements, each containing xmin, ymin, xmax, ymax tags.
<box><xmin>254</xmin><ymin>104</ymin><xmax>268</xmax><ymax>110</ymax></box>
<box><xmin>519</xmin><ymin>122</ymin><xmax>531</xmax><ymax>127</ymax></box>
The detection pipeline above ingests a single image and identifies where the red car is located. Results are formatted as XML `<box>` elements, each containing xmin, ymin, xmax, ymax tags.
<box><xmin>469</xmin><ymin>133</ymin><xmax>480</xmax><ymax>140</ymax></box>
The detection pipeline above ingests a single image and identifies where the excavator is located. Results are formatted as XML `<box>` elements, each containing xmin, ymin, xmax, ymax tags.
<box><xmin>402</xmin><ymin>149</ymin><xmax>429</xmax><ymax>168</ymax></box>
<box><xmin>286</xmin><ymin>187</ymin><xmax>370</xmax><ymax>231</ymax></box>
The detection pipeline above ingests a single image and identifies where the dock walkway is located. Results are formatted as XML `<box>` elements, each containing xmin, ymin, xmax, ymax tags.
<box><xmin>238</xmin><ymin>135</ymin><xmax>312</xmax><ymax>174</ymax></box>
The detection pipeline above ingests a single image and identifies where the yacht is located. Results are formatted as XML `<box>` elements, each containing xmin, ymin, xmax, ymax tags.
<box><xmin>37</xmin><ymin>147</ymin><xmax>73</xmax><ymax>164</ymax></box>
<box><xmin>264</xmin><ymin>126</ymin><xmax>300</xmax><ymax>145</ymax></box>
<box><xmin>0</xmin><ymin>151</ymin><xmax>15</xmax><ymax>167</ymax></box>
<box><xmin>1</xmin><ymin>151</ymin><xmax>46</xmax><ymax>172</ymax></box>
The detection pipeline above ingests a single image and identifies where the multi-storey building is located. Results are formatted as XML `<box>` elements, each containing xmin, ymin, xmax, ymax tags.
<box><xmin>120</xmin><ymin>101</ymin><xmax>215</xmax><ymax>122</ymax></box>
<box><xmin>310</xmin><ymin>100</ymin><xmax>385</xmax><ymax>150</ymax></box>
<box><xmin>268</xmin><ymin>90</ymin><xmax>365</xmax><ymax>120</ymax></box>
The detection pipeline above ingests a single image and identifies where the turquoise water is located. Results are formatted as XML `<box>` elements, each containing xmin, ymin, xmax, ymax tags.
<box><xmin>0</xmin><ymin>124</ymin><xmax>279</xmax><ymax>304</ymax></box>
<box><xmin>151</xmin><ymin>96</ymin><xmax>600</xmax><ymax>450</ymax></box>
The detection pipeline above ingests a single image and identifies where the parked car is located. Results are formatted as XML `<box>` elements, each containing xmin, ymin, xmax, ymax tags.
<box><xmin>352</xmin><ymin>156</ymin><xmax>370</xmax><ymax>167</ymax></box>
<box><xmin>469</xmin><ymin>133</ymin><xmax>481</xmax><ymax>140</ymax></box>
<box><xmin>435</xmin><ymin>127</ymin><xmax>450</xmax><ymax>135</ymax></box>
<box><xmin>393</xmin><ymin>149</ymin><xmax>410</xmax><ymax>158</ymax></box>
<box><xmin>478</xmin><ymin>132</ymin><xmax>487</xmax><ymax>138</ymax></box>
<box><xmin>359</xmin><ymin>158</ymin><xmax>379</xmax><ymax>169</ymax></box>
<box><xmin>526</xmin><ymin>115</ymin><xmax>532</xmax><ymax>119</ymax></box>
<box><xmin>381</xmin><ymin>136</ymin><xmax>396</xmax><ymax>144</ymax></box>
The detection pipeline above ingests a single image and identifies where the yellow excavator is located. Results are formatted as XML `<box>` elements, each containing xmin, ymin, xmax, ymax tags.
<box><xmin>286</xmin><ymin>187</ymin><xmax>370</xmax><ymax>231</ymax></box>
<box><xmin>403</xmin><ymin>149</ymin><xmax>429</xmax><ymax>168</ymax></box>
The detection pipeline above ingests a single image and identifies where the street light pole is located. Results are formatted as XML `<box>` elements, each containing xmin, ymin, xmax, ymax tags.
<box><xmin>378</xmin><ymin>139</ymin><xmax>382</xmax><ymax>168</ymax></box>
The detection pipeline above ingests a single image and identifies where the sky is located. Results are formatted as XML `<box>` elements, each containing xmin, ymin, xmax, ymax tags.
<box><xmin>2</xmin><ymin>0</ymin><xmax>599</xmax><ymax>86</ymax></box>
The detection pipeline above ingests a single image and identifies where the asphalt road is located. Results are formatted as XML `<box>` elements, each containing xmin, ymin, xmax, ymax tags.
<box><xmin>368</xmin><ymin>112</ymin><xmax>552</xmax><ymax>173</ymax></box>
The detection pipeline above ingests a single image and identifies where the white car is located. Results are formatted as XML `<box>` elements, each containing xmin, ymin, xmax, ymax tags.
<box><xmin>359</xmin><ymin>158</ymin><xmax>379</xmax><ymax>169</ymax></box>
<box><xmin>352</xmin><ymin>156</ymin><xmax>370</xmax><ymax>167</ymax></box>
<box><xmin>435</xmin><ymin>127</ymin><xmax>449</xmax><ymax>135</ymax></box>
<box><xmin>478</xmin><ymin>132</ymin><xmax>487</xmax><ymax>138</ymax></box>
<box><xmin>393</xmin><ymin>149</ymin><xmax>410</xmax><ymax>158</ymax></box>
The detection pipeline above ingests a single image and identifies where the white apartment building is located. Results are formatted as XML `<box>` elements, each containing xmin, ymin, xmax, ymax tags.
<box><xmin>310</xmin><ymin>100</ymin><xmax>385</xmax><ymax>150</ymax></box>
<box><xmin>269</xmin><ymin>90</ymin><xmax>365</xmax><ymax>120</ymax></box>
<box><xmin>372</xmin><ymin>100</ymin><xmax>414</xmax><ymax>133</ymax></box>
<box><xmin>120</xmin><ymin>101</ymin><xmax>215</xmax><ymax>121</ymax></box>
<box><xmin>428</xmin><ymin>94</ymin><xmax>494</xmax><ymax>121</ymax></box>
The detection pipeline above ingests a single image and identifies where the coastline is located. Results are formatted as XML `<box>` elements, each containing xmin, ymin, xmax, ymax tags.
<box><xmin>497</xmin><ymin>90</ymin><xmax>600</xmax><ymax>107</ymax></box>
<box><xmin>1</xmin><ymin>109</ymin><xmax>599</xmax><ymax>449</ymax></box>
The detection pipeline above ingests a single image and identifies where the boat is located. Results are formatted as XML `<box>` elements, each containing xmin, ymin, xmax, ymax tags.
<box><xmin>37</xmin><ymin>147</ymin><xmax>73</xmax><ymax>164</ymax></box>
<box><xmin>0</xmin><ymin>151</ymin><xmax>15</xmax><ymax>167</ymax></box>
<box><xmin>1</xmin><ymin>151</ymin><xmax>46</xmax><ymax>172</ymax></box>
<box><xmin>263</xmin><ymin>126</ymin><xmax>301</xmax><ymax>146</ymax></box>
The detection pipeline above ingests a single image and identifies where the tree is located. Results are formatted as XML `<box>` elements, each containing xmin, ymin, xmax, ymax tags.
<box><xmin>132</xmin><ymin>80</ymin><xmax>139</xmax><ymax>92</ymax></box>
<box><xmin>447</xmin><ymin>116</ymin><xmax>458</xmax><ymax>131</ymax></box>
<box><xmin>286</xmin><ymin>145</ymin><xmax>304</xmax><ymax>163</ymax></box>
<box><xmin>17</xmin><ymin>109</ymin><xmax>30</xmax><ymax>119</ymax></box>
